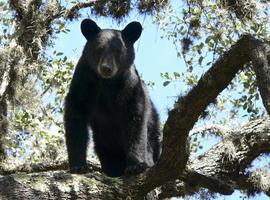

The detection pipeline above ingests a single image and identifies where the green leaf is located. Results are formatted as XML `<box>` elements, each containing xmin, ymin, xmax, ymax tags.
<box><xmin>198</xmin><ymin>56</ymin><xmax>204</xmax><ymax>65</ymax></box>
<box><xmin>173</xmin><ymin>72</ymin><xmax>180</xmax><ymax>79</ymax></box>
<box><xmin>163</xmin><ymin>81</ymin><xmax>171</xmax><ymax>87</ymax></box>
<box><xmin>56</xmin><ymin>52</ymin><xmax>63</xmax><ymax>56</ymax></box>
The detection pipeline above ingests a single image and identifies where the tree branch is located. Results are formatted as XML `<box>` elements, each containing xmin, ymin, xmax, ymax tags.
<box><xmin>155</xmin><ymin>118</ymin><xmax>270</xmax><ymax>199</ymax></box>
<box><xmin>137</xmin><ymin>35</ymin><xmax>270</xmax><ymax>195</ymax></box>
<box><xmin>64</xmin><ymin>1</ymin><xmax>97</xmax><ymax>20</ymax></box>
<box><xmin>9</xmin><ymin>0</ymin><xmax>25</xmax><ymax>20</ymax></box>
<box><xmin>0</xmin><ymin>119</ymin><xmax>269</xmax><ymax>198</ymax></box>
<box><xmin>158</xmin><ymin>171</ymin><xmax>233</xmax><ymax>199</ymax></box>
<box><xmin>251</xmin><ymin>41</ymin><xmax>270</xmax><ymax>114</ymax></box>
<box><xmin>0</xmin><ymin>160</ymin><xmax>101</xmax><ymax>176</ymax></box>
<box><xmin>3</xmin><ymin>2</ymin><xmax>270</xmax><ymax>196</ymax></box>
<box><xmin>0</xmin><ymin>170</ymin><xmax>128</xmax><ymax>200</ymax></box>
<box><xmin>27</xmin><ymin>0</ymin><xmax>42</xmax><ymax>10</ymax></box>
<box><xmin>190</xmin><ymin>118</ymin><xmax>270</xmax><ymax>196</ymax></box>
<box><xmin>234</xmin><ymin>168</ymin><xmax>270</xmax><ymax>196</ymax></box>
<box><xmin>156</xmin><ymin>35</ymin><xmax>254</xmax><ymax>173</ymax></box>
<box><xmin>190</xmin><ymin>124</ymin><xmax>231</xmax><ymax>138</ymax></box>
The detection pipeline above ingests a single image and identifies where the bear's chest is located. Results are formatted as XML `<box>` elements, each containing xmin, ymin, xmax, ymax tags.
<box><xmin>86</xmin><ymin>81</ymin><xmax>131</xmax><ymax>115</ymax></box>
<box><xmin>85</xmin><ymin>82</ymin><xmax>135</xmax><ymax>141</ymax></box>
<box><xmin>88</xmin><ymin>89</ymin><xmax>127</xmax><ymax>131</ymax></box>
<box><xmin>89</xmin><ymin>101</ymin><xmax>126</xmax><ymax>149</ymax></box>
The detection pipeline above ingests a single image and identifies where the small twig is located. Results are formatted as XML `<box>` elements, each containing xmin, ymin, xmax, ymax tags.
<box><xmin>64</xmin><ymin>0</ymin><xmax>97</xmax><ymax>20</ymax></box>
<box><xmin>190</xmin><ymin>124</ymin><xmax>231</xmax><ymax>138</ymax></box>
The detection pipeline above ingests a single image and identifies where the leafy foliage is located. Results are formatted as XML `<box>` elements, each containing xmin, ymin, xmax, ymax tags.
<box><xmin>0</xmin><ymin>0</ymin><xmax>172</xmax><ymax>164</ymax></box>
<box><xmin>0</xmin><ymin>1</ymin><xmax>75</xmax><ymax>163</ymax></box>
<box><xmin>156</xmin><ymin>0</ymin><xmax>270</xmax><ymax>127</ymax></box>
<box><xmin>0</xmin><ymin>1</ymin><xmax>270</xmax><ymax>198</ymax></box>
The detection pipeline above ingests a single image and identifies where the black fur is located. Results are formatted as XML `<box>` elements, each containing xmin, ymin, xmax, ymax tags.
<box><xmin>64</xmin><ymin>19</ymin><xmax>162</xmax><ymax>177</ymax></box>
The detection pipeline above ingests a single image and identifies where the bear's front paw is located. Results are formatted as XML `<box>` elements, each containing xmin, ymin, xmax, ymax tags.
<box><xmin>69</xmin><ymin>165</ymin><xmax>89</xmax><ymax>174</ymax></box>
<box><xmin>124</xmin><ymin>163</ymin><xmax>148</xmax><ymax>176</ymax></box>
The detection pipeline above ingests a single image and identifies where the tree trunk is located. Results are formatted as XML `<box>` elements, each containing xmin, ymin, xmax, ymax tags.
<box><xmin>1</xmin><ymin>2</ymin><xmax>270</xmax><ymax>199</ymax></box>
<box><xmin>0</xmin><ymin>118</ymin><xmax>269</xmax><ymax>199</ymax></box>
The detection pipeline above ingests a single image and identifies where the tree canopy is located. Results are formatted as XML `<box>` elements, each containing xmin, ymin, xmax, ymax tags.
<box><xmin>0</xmin><ymin>0</ymin><xmax>270</xmax><ymax>199</ymax></box>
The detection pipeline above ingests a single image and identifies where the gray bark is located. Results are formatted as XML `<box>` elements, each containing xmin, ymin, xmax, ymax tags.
<box><xmin>0</xmin><ymin>1</ymin><xmax>270</xmax><ymax>199</ymax></box>
<box><xmin>0</xmin><ymin>118</ymin><xmax>269</xmax><ymax>199</ymax></box>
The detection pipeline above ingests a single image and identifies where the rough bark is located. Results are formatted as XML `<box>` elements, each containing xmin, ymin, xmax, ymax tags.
<box><xmin>0</xmin><ymin>35</ymin><xmax>270</xmax><ymax>198</ymax></box>
<box><xmin>0</xmin><ymin>118</ymin><xmax>269</xmax><ymax>199</ymax></box>
<box><xmin>133</xmin><ymin>35</ymin><xmax>270</xmax><ymax>198</ymax></box>
<box><xmin>1</xmin><ymin>1</ymin><xmax>270</xmax><ymax>199</ymax></box>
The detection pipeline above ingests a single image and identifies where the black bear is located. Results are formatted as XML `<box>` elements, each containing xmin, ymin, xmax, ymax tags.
<box><xmin>64</xmin><ymin>19</ymin><xmax>162</xmax><ymax>177</ymax></box>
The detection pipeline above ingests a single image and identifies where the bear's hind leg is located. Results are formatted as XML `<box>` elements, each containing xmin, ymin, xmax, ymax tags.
<box><xmin>95</xmin><ymin>147</ymin><xmax>126</xmax><ymax>177</ymax></box>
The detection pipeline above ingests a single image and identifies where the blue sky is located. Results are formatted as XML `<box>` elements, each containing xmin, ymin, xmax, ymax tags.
<box><xmin>52</xmin><ymin>14</ymin><xmax>185</xmax><ymax>123</ymax></box>
<box><xmin>50</xmin><ymin>6</ymin><xmax>269</xmax><ymax>200</ymax></box>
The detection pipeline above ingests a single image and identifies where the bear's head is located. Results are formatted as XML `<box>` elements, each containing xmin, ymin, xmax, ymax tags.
<box><xmin>81</xmin><ymin>19</ymin><xmax>142</xmax><ymax>79</ymax></box>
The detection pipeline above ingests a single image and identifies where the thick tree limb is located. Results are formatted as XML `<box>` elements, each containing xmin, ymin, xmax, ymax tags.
<box><xmin>251</xmin><ymin>42</ymin><xmax>270</xmax><ymax>114</ymax></box>
<box><xmin>156</xmin><ymin>118</ymin><xmax>270</xmax><ymax>199</ymax></box>
<box><xmin>137</xmin><ymin>35</ymin><xmax>270</xmax><ymax>195</ymax></box>
<box><xmin>20</xmin><ymin>34</ymin><xmax>268</xmax><ymax>199</ymax></box>
<box><xmin>234</xmin><ymin>168</ymin><xmax>270</xmax><ymax>196</ymax></box>
<box><xmin>189</xmin><ymin>118</ymin><xmax>270</xmax><ymax>197</ymax></box>
<box><xmin>4</xmin><ymin>1</ymin><xmax>270</xmax><ymax>198</ymax></box>
<box><xmin>0</xmin><ymin>160</ymin><xmax>100</xmax><ymax>176</ymax></box>
<box><xmin>0</xmin><ymin>170</ymin><xmax>127</xmax><ymax>200</ymax></box>
<box><xmin>0</xmin><ymin>118</ymin><xmax>269</xmax><ymax>199</ymax></box>
<box><xmin>154</xmin><ymin>35</ymin><xmax>253</xmax><ymax>177</ymax></box>
<box><xmin>158</xmin><ymin>172</ymin><xmax>233</xmax><ymax>199</ymax></box>
<box><xmin>191</xmin><ymin>118</ymin><xmax>270</xmax><ymax>176</ymax></box>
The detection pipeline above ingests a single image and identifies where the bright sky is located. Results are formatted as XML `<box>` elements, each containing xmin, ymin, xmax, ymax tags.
<box><xmin>52</xmin><ymin>15</ymin><xmax>185</xmax><ymax>123</ymax></box>
<box><xmin>50</xmin><ymin>4</ymin><xmax>269</xmax><ymax>200</ymax></box>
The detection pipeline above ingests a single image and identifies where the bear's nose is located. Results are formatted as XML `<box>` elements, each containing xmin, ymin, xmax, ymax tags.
<box><xmin>100</xmin><ymin>65</ymin><xmax>113</xmax><ymax>76</ymax></box>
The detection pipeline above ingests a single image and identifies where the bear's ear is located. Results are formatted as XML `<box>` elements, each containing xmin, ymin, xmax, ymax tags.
<box><xmin>121</xmin><ymin>21</ymin><xmax>142</xmax><ymax>44</ymax></box>
<box><xmin>81</xmin><ymin>19</ymin><xmax>101</xmax><ymax>40</ymax></box>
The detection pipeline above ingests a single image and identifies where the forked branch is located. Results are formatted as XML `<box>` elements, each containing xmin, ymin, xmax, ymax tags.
<box><xmin>140</xmin><ymin>35</ymin><xmax>270</xmax><ymax>196</ymax></box>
